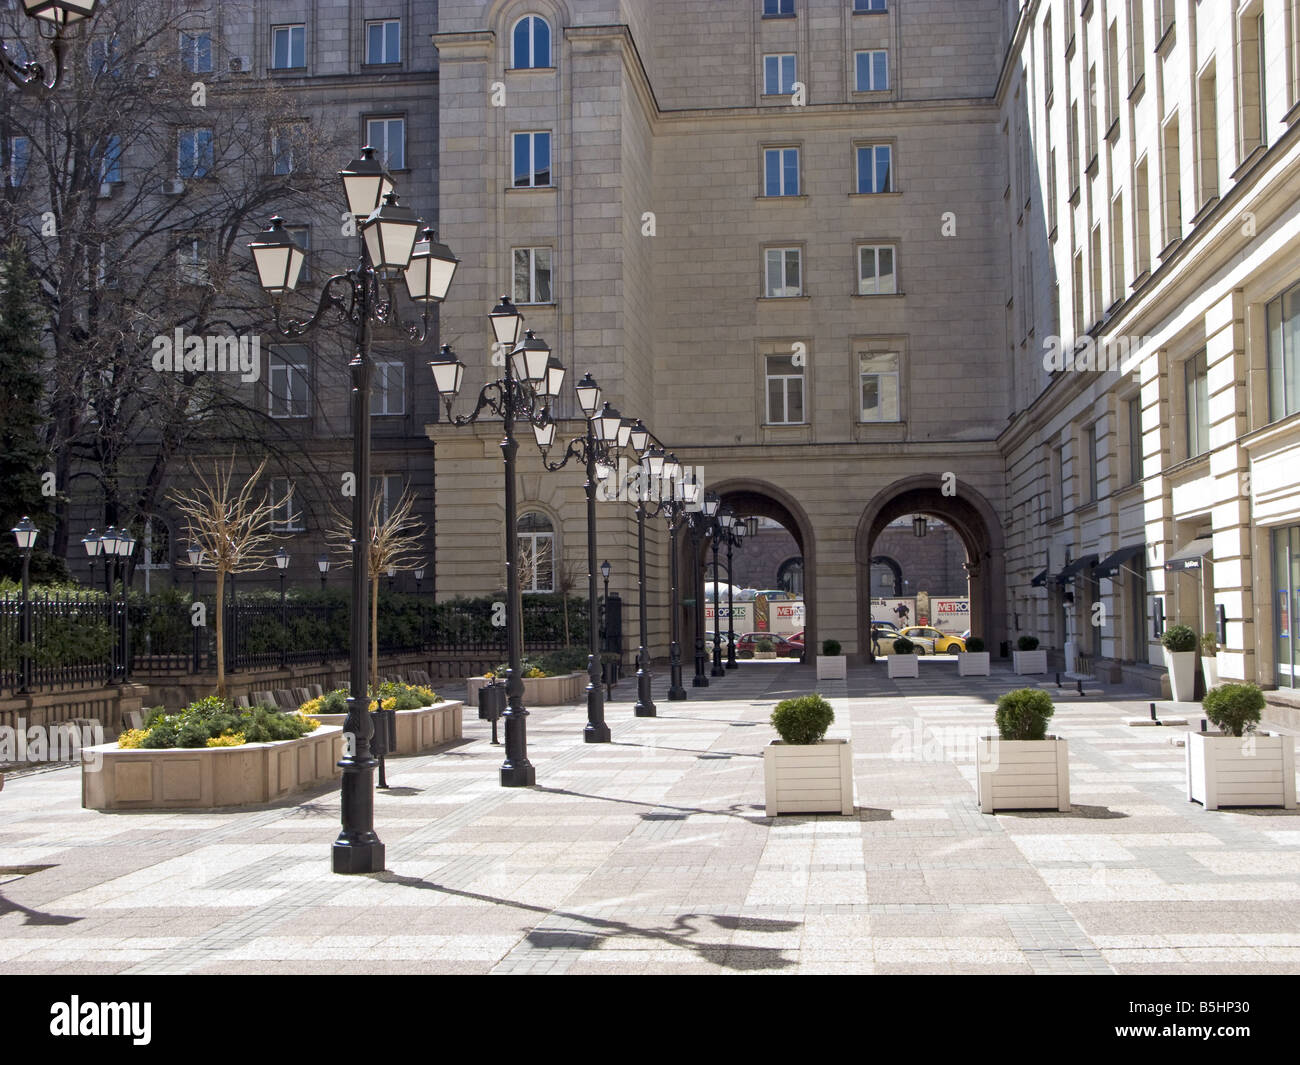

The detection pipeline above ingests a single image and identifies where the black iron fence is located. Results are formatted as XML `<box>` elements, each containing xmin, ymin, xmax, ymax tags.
<box><xmin>1</xmin><ymin>589</ymin><xmax>589</xmax><ymax>693</ymax></box>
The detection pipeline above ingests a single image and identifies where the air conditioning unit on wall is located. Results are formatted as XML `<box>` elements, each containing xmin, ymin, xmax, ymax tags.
<box><xmin>162</xmin><ymin>179</ymin><xmax>185</xmax><ymax>196</ymax></box>
<box><xmin>229</xmin><ymin>56</ymin><xmax>251</xmax><ymax>73</ymax></box>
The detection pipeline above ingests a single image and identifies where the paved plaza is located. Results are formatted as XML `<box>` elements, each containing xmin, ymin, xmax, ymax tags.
<box><xmin>3</xmin><ymin>662</ymin><xmax>1300</xmax><ymax>975</ymax></box>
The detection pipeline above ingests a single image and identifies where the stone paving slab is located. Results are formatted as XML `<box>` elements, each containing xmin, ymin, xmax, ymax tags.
<box><xmin>1</xmin><ymin>662</ymin><xmax>1299</xmax><ymax>974</ymax></box>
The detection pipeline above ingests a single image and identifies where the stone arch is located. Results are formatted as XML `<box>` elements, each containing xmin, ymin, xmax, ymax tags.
<box><xmin>854</xmin><ymin>475</ymin><xmax>1005</xmax><ymax>658</ymax></box>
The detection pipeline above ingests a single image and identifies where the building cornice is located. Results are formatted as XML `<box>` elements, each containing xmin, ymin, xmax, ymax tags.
<box><xmin>430</xmin><ymin>30</ymin><xmax>496</xmax><ymax>57</ymax></box>
<box><xmin>993</xmin><ymin>0</ymin><xmax>1037</xmax><ymax>107</ymax></box>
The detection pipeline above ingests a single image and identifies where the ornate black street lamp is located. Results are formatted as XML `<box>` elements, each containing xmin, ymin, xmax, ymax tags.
<box><xmin>249</xmin><ymin>145</ymin><xmax>457</xmax><ymax>874</ymax></box>
<box><xmin>110</xmin><ymin>526</ymin><xmax>135</xmax><ymax>683</ymax></box>
<box><xmin>414</xmin><ymin>566</ymin><xmax>424</xmax><ymax>595</ymax></box>
<box><xmin>81</xmin><ymin>528</ymin><xmax>100</xmax><ymax>591</ymax></box>
<box><xmin>726</xmin><ymin>519</ymin><xmax>746</xmax><ymax>669</ymax></box>
<box><xmin>276</xmin><ymin>547</ymin><xmax>289</xmax><ymax>669</ymax></box>
<box><xmin>535</xmin><ymin>380</ymin><xmax>626</xmax><ymax>744</ymax></box>
<box><xmin>317</xmin><ymin>552</ymin><xmax>330</xmax><ymax>591</ymax></box>
<box><xmin>430</xmin><ymin>298</ymin><xmax>559</xmax><ymax>783</ymax></box>
<box><xmin>709</xmin><ymin>507</ymin><xmax>735</xmax><ymax>677</ymax></box>
<box><xmin>2</xmin><ymin>1</ymin><xmax>100</xmax><ymax>92</ymax></box>
<box><xmin>188</xmin><ymin>541</ymin><xmax>204</xmax><ymax>673</ymax></box>
<box><xmin>600</xmin><ymin>559</ymin><xmax>611</xmax><ymax>651</ymax></box>
<box><xmin>688</xmin><ymin>491</ymin><xmax>719</xmax><ymax>687</ymax></box>
<box><xmin>12</xmin><ymin>517</ymin><xmax>36</xmax><ymax>693</ymax></box>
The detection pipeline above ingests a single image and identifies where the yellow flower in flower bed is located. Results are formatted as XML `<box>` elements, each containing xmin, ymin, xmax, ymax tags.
<box><xmin>524</xmin><ymin>668</ymin><xmax>547</xmax><ymax>678</ymax></box>
<box><xmin>414</xmin><ymin>685</ymin><xmax>440</xmax><ymax>703</ymax></box>
<box><xmin>366</xmin><ymin>697</ymin><xmax>397</xmax><ymax>712</ymax></box>
<box><xmin>206</xmin><ymin>731</ymin><xmax>246</xmax><ymax>748</ymax></box>
<box><xmin>299</xmin><ymin>696</ymin><xmax>324</xmax><ymax>715</ymax></box>
<box><xmin>118</xmin><ymin>728</ymin><xmax>148</xmax><ymax>749</ymax></box>
<box><xmin>296</xmin><ymin>711</ymin><xmax>321</xmax><ymax>730</ymax></box>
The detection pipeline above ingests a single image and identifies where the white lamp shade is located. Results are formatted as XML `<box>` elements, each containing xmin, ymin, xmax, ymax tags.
<box><xmin>702</xmin><ymin>494</ymin><xmax>720</xmax><ymax>517</ymax></box>
<box><xmin>543</xmin><ymin>358</ymin><xmax>566</xmax><ymax>399</ymax></box>
<box><xmin>275</xmin><ymin>548</ymin><xmax>289</xmax><ymax>569</ymax></box>
<box><xmin>339</xmin><ymin>146</ymin><xmax>394</xmax><ymax>220</ymax></box>
<box><xmin>593</xmin><ymin>403</ymin><xmax>623</xmax><ymax>443</ymax></box>
<box><xmin>510</xmin><ymin>330</ymin><xmax>551</xmax><ymax>383</ymax></box>
<box><xmin>629</xmin><ymin>421</ymin><xmax>649</xmax><ymax>453</ymax></box>
<box><xmin>117</xmin><ymin>529</ymin><xmax>136</xmax><ymax>556</ymax></box>
<box><xmin>23</xmin><ymin>0</ymin><xmax>98</xmax><ymax>25</ymax></box>
<box><xmin>533</xmin><ymin>420</ymin><xmax>557</xmax><ymax>449</ymax></box>
<box><xmin>575</xmin><ymin>373</ymin><xmax>601</xmax><ymax>416</ymax></box>
<box><xmin>248</xmin><ymin>217</ymin><xmax>305</xmax><ymax>295</ymax></box>
<box><xmin>361</xmin><ymin>193</ymin><xmax>421</xmax><ymax>277</ymax></box>
<box><xmin>404</xmin><ymin>229</ymin><xmax>459</xmax><ymax>303</ymax></box>
<box><xmin>12</xmin><ymin>516</ymin><xmax>37</xmax><ymax>551</ymax></box>
<box><xmin>83</xmin><ymin>529</ymin><xmax>101</xmax><ymax>556</ymax></box>
<box><xmin>643</xmin><ymin>448</ymin><xmax>665</xmax><ymax>478</ymax></box>
<box><xmin>595</xmin><ymin>461</ymin><xmax>614</xmax><ymax>481</ymax></box>
<box><xmin>187</xmin><ymin>541</ymin><xmax>203</xmax><ymax>566</ymax></box>
<box><xmin>101</xmin><ymin>526</ymin><xmax>121</xmax><ymax>555</ymax></box>
<box><xmin>317</xmin><ymin>554</ymin><xmax>330</xmax><ymax>573</ymax></box>
<box><xmin>617</xmin><ymin>419</ymin><xmax>633</xmax><ymax>449</ymax></box>
<box><xmin>489</xmin><ymin>296</ymin><xmax>524</xmax><ymax>348</ymax></box>
<box><xmin>429</xmin><ymin>345</ymin><xmax>466</xmax><ymax>398</ymax></box>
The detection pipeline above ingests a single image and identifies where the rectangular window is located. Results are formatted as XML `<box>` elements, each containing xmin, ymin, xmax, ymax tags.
<box><xmin>1130</xmin><ymin>566</ymin><xmax>1149</xmax><ymax>662</ymax></box>
<box><xmin>271</xmin><ymin>478</ymin><xmax>304</xmax><ymax>532</ymax></box>
<box><xmin>367</xmin><ymin>117</ymin><xmax>405</xmax><ymax>171</ymax></box>
<box><xmin>180</xmin><ymin>31</ymin><xmax>212</xmax><ymax>74</ymax></box>
<box><xmin>1161</xmin><ymin>114</ymin><xmax>1181</xmax><ymax>244</ymax></box>
<box><xmin>858</xmin><ymin>351</ymin><xmax>900</xmax><ymax>422</ymax></box>
<box><xmin>857</xmin><ymin>245</ymin><xmax>896</xmax><ymax>295</ymax></box>
<box><xmin>763</xmin><ymin>53</ymin><xmax>796</xmax><ymax>95</ymax></box>
<box><xmin>7</xmin><ymin>136</ymin><xmax>29</xmax><ymax>187</ymax></box>
<box><xmin>271</xmin><ymin>24</ymin><xmax>305</xmax><ymax>70</ymax></box>
<box><xmin>1054</xmin><ymin>445</ymin><xmax>1066</xmax><ymax>514</ymax></box>
<box><xmin>1072</xmin><ymin>250</ymin><xmax>1085</xmax><ymax>336</ymax></box>
<box><xmin>854</xmin><ymin>0</ymin><xmax>887</xmax><ymax>10</ymax></box>
<box><xmin>1127</xmin><ymin>395</ymin><xmax>1143</xmax><ymax>484</ymax></box>
<box><xmin>1128</xmin><ymin>0</ymin><xmax>1145</xmax><ymax>88</ymax></box>
<box><xmin>764</xmin><ymin>0</ymin><xmax>794</xmax><ymax>14</ymax></box>
<box><xmin>512</xmin><ymin>131</ymin><xmax>551</xmax><ymax>187</ymax></box>
<box><xmin>1085</xmin><ymin>422</ymin><xmax>1099</xmax><ymax>503</ymax></box>
<box><xmin>517</xmin><ymin>514</ymin><xmax>554</xmax><ymax>593</ymax></box>
<box><xmin>272</xmin><ymin>122</ymin><xmax>305</xmax><ymax>176</ymax></box>
<box><xmin>1047</xmin><ymin>148</ymin><xmax>1058</xmax><ymax>229</ymax></box>
<box><xmin>1197</xmin><ymin>64</ymin><xmax>1219</xmax><ymax>204</ymax></box>
<box><xmin>1106</xmin><ymin>21</ymin><xmax>1120</xmax><ymax>127</ymax></box>
<box><xmin>1134</xmin><ymin>156</ymin><xmax>1151</xmax><ymax>276</ymax></box>
<box><xmin>764</xmin><ymin>247</ymin><xmax>802</xmax><ymax>297</ymax></box>
<box><xmin>766</xmin><ymin>354</ymin><xmax>805</xmax><ymax>423</ymax></box>
<box><xmin>286</xmin><ymin>225</ymin><xmax>311</xmax><ymax>282</ymax></box>
<box><xmin>1240</xmin><ymin>11</ymin><xmax>1267</xmax><ymax>156</ymax></box>
<box><xmin>178</xmin><ymin>128</ymin><xmax>213</xmax><ymax>179</ymax></box>
<box><xmin>177</xmin><ymin>234</ymin><xmax>208</xmax><ymax>285</ymax></box>
<box><xmin>854</xmin><ymin>49</ymin><xmax>889</xmax><ymax>91</ymax></box>
<box><xmin>512</xmin><ymin>247</ymin><xmax>553</xmax><ymax>304</ymax></box>
<box><xmin>856</xmin><ymin>144</ymin><xmax>892</xmax><ymax>193</ymax></box>
<box><xmin>1086</xmin><ymin>65</ymin><xmax>1099</xmax><ymax>164</ymax></box>
<box><xmin>1267</xmin><ymin>281</ymin><xmax>1300</xmax><ymax>421</ymax></box>
<box><xmin>763</xmin><ymin>147</ymin><xmax>799</xmax><ymax>196</ymax></box>
<box><xmin>1067</xmin><ymin>99</ymin><xmax>1080</xmax><ymax>188</ymax></box>
<box><xmin>1090</xmin><ymin>224</ymin><xmax>1103</xmax><ymax>323</ymax></box>
<box><xmin>1109</xmin><ymin>194</ymin><xmax>1124</xmax><ymax>304</ymax></box>
<box><xmin>365</xmin><ymin>19</ymin><xmax>401</xmax><ymax>64</ymax></box>
<box><xmin>1158</xmin><ymin>0</ymin><xmax>1175</xmax><ymax>37</ymax></box>
<box><xmin>370</xmin><ymin>474</ymin><xmax>404</xmax><ymax>524</ymax></box>
<box><xmin>268</xmin><ymin>359</ymin><xmax>309</xmax><ymax>419</ymax></box>
<box><xmin>1043</xmin><ymin>14</ymin><xmax>1054</xmax><ymax>99</ymax></box>
<box><xmin>98</xmin><ymin>134</ymin><xmax>122</xmax><ymax>183</ymax></box>
<box><xmin>370</xmin><ymin>361</ymin><xmax>406</xmax><ymax>416</ymax></box>
<box><xmin>1184</xmin><ymin>349</ymin><xmax>1209</xmax><ymax>457</ymax></box>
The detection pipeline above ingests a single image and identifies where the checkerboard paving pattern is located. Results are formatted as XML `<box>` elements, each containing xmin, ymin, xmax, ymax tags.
<box><xmin>2</xmin><ymin>660</ymin><xmax>1299</xmax><ymax>975</ymax></box>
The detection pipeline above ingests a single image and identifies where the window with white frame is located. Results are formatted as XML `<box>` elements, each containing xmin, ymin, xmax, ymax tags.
<box><xmin>140</xmin><ymin>516</ymin><xmax>171</xmax><ymax>570</ymax></box>
<box><xmin>268</xmin><ymin>357</ymin><xmax>310</xmax><ymax>419</ymax></box>
<box><xmin>286</xmin><ymin>225</ymin><xmax>311</xmax><ymax>282</ymax></box>
<box><xmin>1127</xmin><ymin>395</ymin><xmax>1143</xmax><ymax>484</ymax></box>
<box><xmin>512</xmin><ymin>16</ymin><xmax>552</xmax><ymax>69</ymax></box>
<box><xmin>180</xmin><ymin>31</ymin><xmax>212</xmax><ymax>73</ymax></box>
<box><xmin>365</xmin><ymin>19</ymin><xmax>400</xmax><ymax>65</ymax></box>
<box><xmin>1184</xmin><ymin>349</ymin><xmax>1209</xmax><ymax>458</ymax></box>
<box><xmin>856</xmin><ymin>143</ymin><xmax>892</xmax><ymax>193</ymax></box>
<box><xmin>763</xmin><ymin>147</ymin><xmax>799</xmax><ymax>196</ymax></box>
<box><xmin>854</xmin><ymin>50</ymin><xmax>888</xmax><ymax>91</ymax></box>
<box><xmin>1085</xmin><ymin>422</ymin><xmax>1099</xmax><ymax>503</ymax></box>
<box><xmin>858</xmin><ymin>244</ymin><xmax>896</xmax><ymax>294</ymax></box>
<box><xmin>765</xmin><ymin>354</ymin><xmax>805</xmax><ymax>424</ymax></box>
<box><xmin>370</xmin><ymin>474</ymin><xmax>405</xmax><ymax>524</ymax></box>
<box><xmin>271</xmin><ymin>24</ymin><xmax>305</xmax><ymax>69</ymax></box>
<box><xmin>763</xmin><ymin>53</ymin><xmax>796</xmax><ymax>95</ymax></box>
<box><xmin>178</xmin><ymin>127</ymin><xmax>213</xmax><ymax>179</ymax></box>
<box><xmin>366</xmin><ymin>117</ymin><xmax>405</xmax><ymax>170</ymax></box>
<box><xmin>764</xmin><ymin>247</ymin><xmax>802</xmax><ymax>297</ymax></box>
<box><xmin>98</xmin><ymin>133</ymin><xmax>122</xmax><ymax>183</ymax></box>
<box><xmin>854</xmin><ymin>0</ymin><xmax>886</xmax><ymax>10</ymax></box>
<box><xmin>271</xmin><ymin>478</ymin><xmax>304</xmax><ymax>531</ymax></box>
<box><xmin>370</xmin><ymin>360</ymin><xmax>406</xmax><ymax>416</ymax></box>
<box><xmin>272</xmin><ymin>122</ymin><xmax>306</xmax><ymax>176</ymax></box>
<box><xmin>6</xmin><ymin>136</ymin><xmax>28</xmax><ymax>187</ymax></box>
<box><xmin>764</xmin><ymin>0</ymin><xmax>794</xmax><ymax>14</ymax></box>
<box><xmin>512</xmin><ymin>247</ymin><xmax>553</xmax><ymax>304</ymax></box>
<box><xmin>512</xmin><ymin>131</ymin><xmax>551</xmax><ymax>187</ymax></box>
<box><xmin>177</xmin><ymin>234</ymin><xmax>208</xmax><ymax>285</ymax></box>
<box><xmin>858</xmin><ymin>351</ymin><xmax>899</xmax><ymax>422</ymax></box>
<box><xmin>517</xmin><ymin>511</ymin><xmax>555</xmax><ymax>592</ymax></box>
<box><xmin>1266</xmin><ymin>279</ymin><xmax>1300</xmax><ymax>422</ymax></box>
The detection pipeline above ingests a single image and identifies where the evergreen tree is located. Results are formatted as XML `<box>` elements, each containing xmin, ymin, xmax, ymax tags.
<box><xmin>0</xmin><ymin>237</ymin><xmax>64</xmax><ymax>582</ymax></box>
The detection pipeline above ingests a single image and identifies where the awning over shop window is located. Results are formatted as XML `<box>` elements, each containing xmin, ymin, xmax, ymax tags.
<box><xmin>1056</xmin><ymin>553</ymin><xmax>1099</xmax><ymax>582</ymax></box>
<box><xmin>1030</xmin><ymin>569</ymin><xmax>1048</xmax><ymax>587</ymax></box>
<box><xmin>1164</xmin><ymin>537</ymin><xmax>1212</xmax><ymax>572</ymax></box>
<box><xmin>1095</xmin><ymin>543</ymin><xmax>1144</xmax><ymax>580</ymax></box>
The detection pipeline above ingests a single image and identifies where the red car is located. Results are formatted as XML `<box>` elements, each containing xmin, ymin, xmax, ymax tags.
<box><xmin>787</xmin><ymin>630</ymin><xmax>805</xmax><ymax>649</ymax></box>
<box><xmin>736</xmin><ymin>631</ymin><xmax>798</xmax><ymax>656</ymax></box>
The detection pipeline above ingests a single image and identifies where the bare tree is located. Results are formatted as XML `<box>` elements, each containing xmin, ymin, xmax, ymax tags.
<box><xmin>170</xmin><ymin>454</ymin><xmax>285</xmax><ymax>697</ymax></box>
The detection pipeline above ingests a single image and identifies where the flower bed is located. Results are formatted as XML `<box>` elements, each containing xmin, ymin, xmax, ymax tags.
<box><xmin>466</xmin><ymin>673</ymin><xmax>584</xmax><ymax>706</ymax></box>
<box><xmin>296</xmin><ymin>683</ymin><xmax>461</xmax><ymax>755</ymax></box>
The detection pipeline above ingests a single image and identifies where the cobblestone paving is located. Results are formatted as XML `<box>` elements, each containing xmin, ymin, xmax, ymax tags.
<box><xmin>2</xmin><ymin>659</ymin><xmax>1299</xmax><ymax>975</ymax></box>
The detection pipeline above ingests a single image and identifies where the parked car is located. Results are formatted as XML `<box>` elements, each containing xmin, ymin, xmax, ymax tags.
<box><xmin>735</xmin><ymin>631</ymin><xmax>799</xmax><ymax>656</ymax></box>
<box><xmin>787</xmin><ymin>630</ymin><xmax>804</xmax><ymax>650</ymax></box>
<box><xmin>901</xmin><ymin>626</ymin><xmax>966</xmax><ymax>654</ymax></box>
<box><xmin>870</xmin><ymin>622</ymin><xmax>934</xmax><ymax>655</ymax></box>
<box><xmin>706</xmin><ymin>632</ymin><xmax>736</xmax><ymax>654</ymax></box>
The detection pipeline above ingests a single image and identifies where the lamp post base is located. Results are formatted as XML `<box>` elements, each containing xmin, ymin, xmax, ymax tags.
<box><xmin>634</xmin><ymin>666</ymin><xmax>657</xmax><ymax>716</ymax></box>
<box><xmin>332</xmin><ymin>836</ymin><xmax>385</xmax><ymax>874</ymax></box>
<box><xmin>500</xmin><ymin>762</ymin><xmax>536</xmax><ymax>787</ymax></box>
<box><xmin>584</xmin><ymin>723</ymin><xmax>612</xmax><ymax>743</ymax></box>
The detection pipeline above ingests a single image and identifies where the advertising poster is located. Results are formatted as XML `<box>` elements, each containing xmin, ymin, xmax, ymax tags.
<box><xmin>929</xmin><ymin>598</ymin><xmax>971</xmax><ymax>634</ymax></box>
<box><xmin>871</xmin><ymin>597</ymin><xmax>916</xmax><ymax>628</ymax></box>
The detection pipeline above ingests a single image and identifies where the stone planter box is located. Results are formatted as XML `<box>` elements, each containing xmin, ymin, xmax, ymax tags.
<box><xmin>815</xmin><ymin>655</ymin><xmax>846</xmax><ymax>680</ymax></box>
<box><xmin>1201</xmin><ymin>657</ymin><xmax>1220</xmax><ymax>689</ymax></box>
<box><xmin>977</xmin><ymin>736</ymin><xmax>1070</xmax><ymax>813</ymax></box>
<box><xmin>309</xmin><ymin>702</ymin><xmax>462</xmax><ymax>755</ymax></box>
<box><xmin>887</xmin><ymin>654</ymin><xmax>919</xmax><ymax>678</ymax></box>
<box><xmin>1186</xmin><ymin>731</ymin><xmax>1297</xmax><ymax>810</ymax></box>
<box><xmin>466</xmin><ymin>672</ymin><xmax>585</xmax><ymax>706</ymax></box>
<box><xmin>763</xmin><ymin>739</ymin><xmax>854</xmax><ymax>816</ymax></box>
<box><xmin>82</xmin><ymin>726</ymin><xmax>343</xmax><ymax>811</ymax></box>
<box><xmin>753</xmin><ymin>651</ymin><xmax>777</xmax><ymax>660</ymax></box>
<box><xmin>1013</xmin><ymin>649</ymin><xmax>1048</xmax><ymax>675</ymax></box>
<box><xmin>1164</xmin><ymin>649</ymin><xmax>1197</xmax><ymax>701</ymax></box>
<box><xmin>957</xmin><ymin>651</ymin><xmax>991</xmax><ymax>676</ymax></box>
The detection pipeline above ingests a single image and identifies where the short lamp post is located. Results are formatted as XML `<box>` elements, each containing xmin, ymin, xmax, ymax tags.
<box><xmin>709</xmin><ymin>508</ymin><xmax>733</xmax><ymax>677</ymax></box>
<box><xmin>726</xmin><ymin>519</ymin><xmax>746</xmax><ymax>669</ymax></box>
<box><xmin>690</xmin><ymin>492</ymin><xmax>720</xmax><ymax>687</ymax></box>
<box><xmin>12</xmin><ymin>516</ymin><xmax>36</xmax><ymax>694</ymax></box>
<box><xmin>276</xmin><ymin>547</ymin><xmax>290</xmax><ymax>669</ymax></box>
<box><xmin>113</xmin><ymin>527</ymin><xmax>136</xmax><ymax>683</ymax></box>
<box><xmin>414</xmin><ymin>566</ymin><xmax>424</xmax><ymax>595</ymax></box>
<box><xmin>249</xmin><ymin>144</ymin><xmax>458</xmax><ymax>874</ymax></box>
<box><xmin>386</xmin><ymin>564</ymin><xmax>396</xmax><ymax>593</ymax></box>
<box><xmin>82</xmin><ymin>527</ymin><xmax>100</xmax><ymax>592</ymax></box>
<box><xmin>188</xmin><ymin>541</ymin><xmax>204</xmax><ymax>673</ymax></box>
<box><xmin>317</xmin><ymin>553</ymin><xmax>329</xmax><ymax>591</ymax></box>
<box><xmin>600</xmin><ymin>559</ymin><xmax>611</xmax><ymax>653</ymax></box>
<box><xmin>625</xmin><ymin>420</ymin><xmax>656</xmax><ymax>717</ymax></box>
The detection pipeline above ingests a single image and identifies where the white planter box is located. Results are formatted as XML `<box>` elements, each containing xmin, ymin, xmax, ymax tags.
<box><xmin>957</xmin><ymin>651</ymin><xmax>991</xmax><ymax>676</ymax></box>
<box><xmin>887</xmin><ymin>654</ymin><xmax>919</xmax><ymax>678</ymax></box>
<box><xmin>1013</xmin><ymin>649</ymin><xmax>1048</xmax><ymax>675</ymax></box>
<box><xmin>753</xmin><ymin>651</ymin><xmax>777</xmax><ymax>660</ymax></box>
<box><xmin>763</xmin><ymin>738</ymin><xmax>854</xmax><ymax>816</ymax></box>
<box><xmin>466</xmin><ymin>672</ymin><xmax>584</xmax><ymax>706</ymax></box>
<box><xmin>1164</xmin><ymin>649</ymin><xmax>1197</xmax><ymax>701</ymax></box>
<box><xmin>309</xmin><ymin>701</ymin><xmax>463</xmax><ymax>755</ymax></box>
<box><xmin>1186</xmin><ymin>731</ymin><xmax>1297</xmax><ymax>810</ymax></box>
<box><xmin>1201</xmin><ymin>657</ymin><xmax>1219</xmax><ymax>689</ymax></box>
<box><xmin>1064</xmin><ymin>640</ymin><xmax>1078</xmax><ymax>673</ymax></box>
<box><xmin>815</xmin><ymin>655</ymin><xmax>846</xmax><ymax>680</ymax></box>
<box><xmin>977</xmin><ymin>737</ymin><xmax>1070</xmax><ymax>813</ymax></box>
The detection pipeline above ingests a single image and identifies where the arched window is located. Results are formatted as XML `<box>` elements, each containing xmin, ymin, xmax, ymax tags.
<box><xmin>512</xmin><ymin>15</ymin><xmax>551</xmax><ymax>69</ymax></box>
<box><xmin>140</xmin><ymin>516</ymin><xmax>171</xmax><ymax>570</ymax></box>
<box><xmin>517</xmin><ymin>511</ymin><xmax>554</xmax><ymax>592</ymax></box>
<box><xmin>776</xmin><ymin>556</ymin><xmax>803</xmax><ymax>595</ymax></box>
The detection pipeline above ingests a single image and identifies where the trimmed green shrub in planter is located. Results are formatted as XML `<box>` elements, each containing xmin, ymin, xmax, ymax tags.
<box><xmin>1202</xmin><ymin>683</ymin><xmax>1264</xmax><ymax>738</ymax></box>
<box><xmin>1200</xmin><ymin>633</ymin><xmax>1218</xmax><ymax>657</ymax></box>
<box><xmin>770</xmin><ymin>694</ymin><xmax>835</xmax><ymax>745</ymax></box>
<box><xmin>756</xmin><ymin>638</ymin><xmax>775</xmax><ymax>653</ymax></box>
<box><xmin>821</xmin><ymin>639</ymin><xmax>842</xmax><ymax>656</ymax></box>
<box><xmin>1160</xmin><ymin>624</ymin><xmax>1197</xmax><ymax>653</ymax></box>
<box><xmin>995</xmin><ymin>688</ymin><xmax>1055</xmax><ymax>741</ymax></box>
<box><xmin>893</xmin><ymin>637</ymin><xmax>914</xmax><ymax>654</ymax></box>
<box><xmin>1017</xmin><ymin>635</ymin><xmax>1039</xmax><ymax>651</ymax></box>
<box><xmin>966</xmin><ymin>637</ymin><xmax>985</xmax><ymax>653</ymax></box>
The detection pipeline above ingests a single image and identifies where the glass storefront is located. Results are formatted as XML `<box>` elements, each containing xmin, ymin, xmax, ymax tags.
<box><xmin>1274</xmin><ymin>526</ymin><xmax>1300</xmax><ymax>688</ymax></box>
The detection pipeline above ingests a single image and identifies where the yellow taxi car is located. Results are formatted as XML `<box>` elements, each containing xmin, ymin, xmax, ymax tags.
<box><xmin>901</xmin><ymin>626</ymin><xmax>966</xmax><ymax>654</ymax></box>
<box><xmin>870</xmin><ymin>622</ymin><xmax>934</xmax><ymax>655</ymax></box>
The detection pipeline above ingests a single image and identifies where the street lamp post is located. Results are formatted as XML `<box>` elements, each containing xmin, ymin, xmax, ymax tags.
<box><xmin>249</xmin><ymin>144</ymin><xmax>458</xmax><ymax>873</ymax></box>
<box><xmin>82</xmin><ymin>528</ymin><xmax>100</xmax><ymax>592</ymax></box>
<box><xmin>114</xmin><ymin>527</ymin><xmax>136</xmax><ymax>683</ymax></box>
<box><xmin>430</xmin><ymin>298</ymin><xmax>558</xmax><ymax>782</ymax></box>
<box><xmin>690</xmin><ymin>492</ymin><xmax>719</xmax><ymax>687</ymax></box>
<box><xmin>1</xmin><ymin>1</ymin><xmax>101</xmax><ymax>92</ymax></box>
<box><xmin>726</xmin><ymin>519</ymin><xmax>745</xmax><ymax>669</ymax></box>
<box><xmin>276</xmin><ymin>547</ymin><xmax>289</xmax><ymax>670</ymax></box>
<box><xmin>600</xmin><ymin>559</ymin><xmax>611</xmax><ymax>653</ymax></box>
<box><xmin>188</xmin><ymin>541</ymin><xmax>204</xmax><ymax>673</ymax></box>
<box><xmin>317</xmin><ymin>553</ymin><xmax>329</xmax><ymax>591</ymax></box>
<box><xmin>12</xmin><ymin>517</ymin><xmax>36</xmax><ymax>694</ymax></box>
